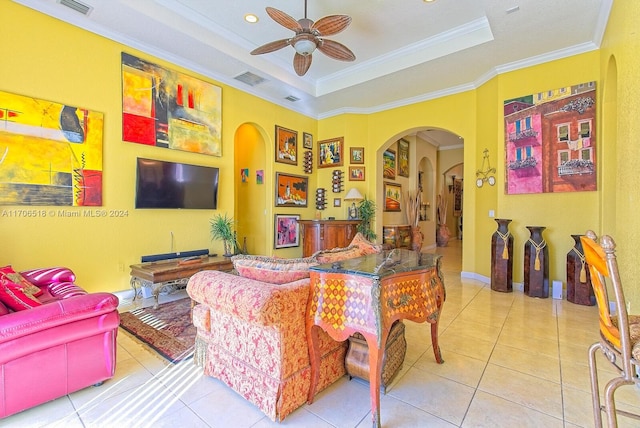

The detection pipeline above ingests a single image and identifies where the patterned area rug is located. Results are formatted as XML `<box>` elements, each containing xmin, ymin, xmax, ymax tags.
<box><xmin>119</xmin><ymin>298</ymin><xmax>195</xmax><ymax>363</ymax></box>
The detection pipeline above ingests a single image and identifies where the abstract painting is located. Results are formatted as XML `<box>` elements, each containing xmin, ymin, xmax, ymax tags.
<box><xmin>318</xmin><ymin>137</ymin><xmax>344</xmax><ymax>168</ymax></box>
<box><xmin>275</xmin><ymin>125</ymin><xmax>297</xmax><ymax>165</ymax></box>
<box><xmin>0</xmin><ymin>90</ymin><xmax>103</xmax><ymax>206</ymax></box>
<box><xmin>122</xmin><ymin>52</ymin><xmax>222</xmax><ymax>156</ymax></box>
<box><xmin>398</xmin><ymin>139</ymin><xmax>409</xmax><ymax>177</ymax></box>
<box><xmin>504</xmin><ymin>81</ymin><xmax>596</xmax><ymax>194</ymax></box>
<box><xmin>274</xmin><ymin>214</ymin><xmax>300</xmax><ymax>249</ymax></box>
<box><xmin>275</xmin><ymin>172</ymin><xmax>308</xmax><ymax>207</ymax></box>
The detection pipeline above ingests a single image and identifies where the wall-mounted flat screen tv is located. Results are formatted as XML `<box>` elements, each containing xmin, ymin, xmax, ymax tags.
<box><xmin>135</xmin><ymin>158</ymin><xmax>219</xmax><ymax>209</ymax></box>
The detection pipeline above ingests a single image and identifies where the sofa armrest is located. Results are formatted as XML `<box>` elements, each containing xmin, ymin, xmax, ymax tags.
<box><xmin>20</xmin><ymin>267</ymin><xmax>76</xmax><ymax>286</ymax></box>
<box><xmin>187</xmin><ymin>270</ymin><xmax>310</xmax><ymax>326</ymax></box>
<box><xmin>0</xmin><ymin>292</ymin><xmax>119</xmax><ymax>344</ymax></box>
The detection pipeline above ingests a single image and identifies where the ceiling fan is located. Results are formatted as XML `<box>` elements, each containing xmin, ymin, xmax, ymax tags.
<box><xmin>250</xmin><ymin>0</ymin><xmax>356</xmax><ymax>76</ymax></box>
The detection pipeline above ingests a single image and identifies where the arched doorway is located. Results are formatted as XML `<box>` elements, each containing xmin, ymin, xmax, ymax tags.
<box><xmin>234</xmin><ymin>123</ymin><xmax>268</xmax><ymax>255</ymax></box>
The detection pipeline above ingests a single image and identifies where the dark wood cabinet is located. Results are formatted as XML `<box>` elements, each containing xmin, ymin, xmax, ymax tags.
<box><xmin>299</xmin><ymin>220</ymin><xmax>359</xmax><ymax>257</ymax></box>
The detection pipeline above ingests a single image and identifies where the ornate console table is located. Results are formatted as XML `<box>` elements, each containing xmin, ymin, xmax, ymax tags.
<box><xmin>129</xmin><ymin>256</ymin><xmax>233</xmax><ymax>309</ymax></box>
<box><xmin>306</xmin><ymin>249</ymin><xmax>446</xmax><ymax>427</ymax></box>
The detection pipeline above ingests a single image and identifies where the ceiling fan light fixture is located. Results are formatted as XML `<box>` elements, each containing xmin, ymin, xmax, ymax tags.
<box><xmin>293</xmin><ymin>39</ymin><xmax>317</xmax><ymax>56</ymax></box>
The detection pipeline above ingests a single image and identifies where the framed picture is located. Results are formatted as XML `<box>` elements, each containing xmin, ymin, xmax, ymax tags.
<box><xmin>384</xmin><ymin>181</ymin><xmax>402</xmax><ymax>212</ymax></box>
<box><xmin>383</xmin><ymin>149</ymin><xmax>396</xmax><ymax>179</ymax></box>
<box><xmin>241</xmin><ymin>168</ymin><xmax>249</xmax><ymax>183</ymax></box>
<box><xmin>274</xmin><ymin>214</ymin><xmax>300</xmax><ymax>249</ymax></box>
<box><xmin>303</xmin><ymin>132</ymin><xmax>313</xmax><ymax>149</ymax></box>
<box><xmin>350</xmin><ymin>147</ymin><xmax>364</xmax><ymax>164</ymax></box>
<box><xmin>275</xmin><ymin>125</ymin><xmax>297</xmax><ymax>165</ymax></box>
<box><xmin>398</xmin><ymin>139</ymin><xmax>409</xmax><ymax>177</ymax></box>
<box><xmin>334</xmin><ymin>198</ymin><xmax>341</xmax><ymax>207</ymax></box>
<box><xmin>275</xmin><ymin>172</ymin><xmax>308</xmax><ymax>207</ymax></box>
<box><xmin>318</xmin><ymin>137</ymin><xmax>344</xmax><ymax>168</ymax></box>
<box><xmin>349</xmin><ymin>166</ymin><xmax>365</xmax><ymax>181</ymax></box>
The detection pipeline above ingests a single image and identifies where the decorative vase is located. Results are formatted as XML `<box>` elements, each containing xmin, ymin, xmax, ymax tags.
<box><xmin>411</xmin><ymin>226</ymin><xmax>423</xmax><ymax>252</ymax></box>
<box><xmin>491</xmin><ymin>219</ymin><xmax>513</xmax><ymax>292</ymax></box>
<box><xmin>436</xmin><ymin>224</ymin><xmax>450</xmax><ymax>247</ymax></box>
<box><xmin>524</xmin><ymin>226</ymin><xmax>549</xmax><ymax>298</ymax></box>
<box><xmin>566</xmin><ymin>234</ymin><xmax>595</xmax><ymax>305</ymax></box>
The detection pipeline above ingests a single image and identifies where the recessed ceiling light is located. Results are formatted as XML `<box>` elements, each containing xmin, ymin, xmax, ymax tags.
<box><xmin>244</xmin><ymin>13</ymin><xmax>258</xmax><ymax>23</ymax></box>
<box><xmin>424</xmin><ymin>0</ymin><xmax>436</xmax><ymax>3</ymax></box>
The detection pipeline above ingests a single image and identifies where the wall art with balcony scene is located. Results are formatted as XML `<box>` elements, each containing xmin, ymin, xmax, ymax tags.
<box><xmin>0</xmin><ymin>90</ymin><xmax>103</xmax><ymax>206</ymax></box>
<box><xmin>504</xmin><ymin>81</ymin><xmax>596</xmax><ymax>194</ymax></box>
<box><xmin>121</xmin><ymin>52</ymin><xmax>222</xmax><ymax>156</ymax></box>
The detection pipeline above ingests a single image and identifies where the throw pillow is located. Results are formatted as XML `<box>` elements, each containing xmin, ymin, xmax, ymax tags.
<box><xmin>349</xmin><ymin>232</ymin><xmax>383</xmax><ymax>255</ymax></box>
<box><xmin>313</xmin><ymin>245</ymin><xmax>366</xmax><ymax>264</ymax></box>
<box><xmin>0</xmin><ymin>265</ymin><xmax>42</xmax><ymax>311</ymax></box>
<box><xmin>231</xmin><ymin>255</ymin><xmax>318</xmax><ymax>284</ymax></box>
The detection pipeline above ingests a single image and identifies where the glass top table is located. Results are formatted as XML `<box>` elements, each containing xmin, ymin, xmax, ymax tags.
<box><xmin>306</xmin><ymin>249</ymin><xmax>446</xmax><ymax>428</ymax></box>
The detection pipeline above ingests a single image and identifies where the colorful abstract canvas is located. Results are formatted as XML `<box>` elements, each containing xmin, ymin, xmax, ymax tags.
<box><xmin>504</xmin><ymin>81</ymin><xmax>596</xmax><ymax>194</ymax></box>
<box><xmin>121</xmin><ymin>53</ymin><xmax>222</xmax><ymax>156</ymax></box>
<box><xmin>0</xmin><ymin>90</ymin><xmax>103</xmax><ymax>206</ymax></box>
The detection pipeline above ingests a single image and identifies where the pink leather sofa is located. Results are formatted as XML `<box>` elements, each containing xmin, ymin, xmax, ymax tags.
<box><xmin>187</xmin><ymin>233</ymin><xmax>381</xmax><ymax>421</ymax></box>
<box><xmin>0</xmin><ymin>267</ymin><xmax>120</xmax><ymax>418</ymax></box>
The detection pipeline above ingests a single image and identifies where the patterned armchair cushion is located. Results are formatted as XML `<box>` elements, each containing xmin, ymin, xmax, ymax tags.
<box><xmin>231</xmin><ymin>255</ymin><xmax>318</xmax><ymax>284</ymax></box>
<box><xmin>188</xmin><ymin>270</ymin><xmax>311</xmax><ymax>325</ymax></box>
<box><xmin>349</xmin><ymin>232</ymin><xmax>383</xmax><ymax>255</ymax></box>
<box><xmin>312</xmin><ymin>245</ymin><xmax>366</xmax><ymax>263</ymax></box>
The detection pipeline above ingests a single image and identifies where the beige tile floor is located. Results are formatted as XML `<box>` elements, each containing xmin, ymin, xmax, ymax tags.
<box><xmin>4</xmin><ymin>240</ymin><xmax>640</xmax><ymax>427</ymax></box>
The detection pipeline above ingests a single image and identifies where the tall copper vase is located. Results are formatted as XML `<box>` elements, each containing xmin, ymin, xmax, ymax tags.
<box><xmin>524</xmin><ymin>226</ymin><xmax>549</xmax><ymax>298</ymax></box>
<box><xmin>566</xmin><ymin>234</ymin><xmax>595</xmax><ymax>305</ymax></box>
<box><xmin>491</xmin><ymin>219</ymin><xmax>513</xmax><ymax>292</ymax></box>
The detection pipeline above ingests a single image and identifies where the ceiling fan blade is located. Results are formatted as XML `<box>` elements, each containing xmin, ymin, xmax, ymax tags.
<box><xmin>293</xmin><ymin>53</ymin><xmax>312</xmax><ymax>76</ymax></box>
<box><xmin>266</xmin><ymin>7</ymin><xmax>302</xmax><ymax>32</ymax></box>
<box><xmin>312</xmin><ymin>15</ymin><xmax>352</xmax><ymax>36</ymax></box>
<box><xmin>317</xmin><ymin>39</ymin><xmax>356</xmax><ymax>62</ymax></box>
<box><xmin>250</xmin><ymin>39</ymin><xmax>290</xmax><ymax>55</ymax></box>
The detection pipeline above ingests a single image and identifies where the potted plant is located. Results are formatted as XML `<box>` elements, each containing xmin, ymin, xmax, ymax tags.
<box><xmin>357</xmin><ymin>197</ymin><xmax>377</xmax><ymax>242</ymax></box>
<box><xmin>210</xmin><ymin>213</ymin><xmax>236</xmax><ymax>257</ymax></box>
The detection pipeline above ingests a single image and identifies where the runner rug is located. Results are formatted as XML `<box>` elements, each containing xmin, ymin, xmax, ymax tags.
<box><xmin>119</xmin><ymin>298</ymin><xmax>195</xmax><ymax>363</ymax></box>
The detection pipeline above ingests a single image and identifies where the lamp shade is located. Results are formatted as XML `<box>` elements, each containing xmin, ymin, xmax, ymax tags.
<box><xmin>344</xmin><ymin>188</ymin><xmax>364</xmax><ymax>201</ymax></box>
<box><xmin>293</xmin><ymin>39</ymin><xmax>317</xmax><ymax>56</ymax></box>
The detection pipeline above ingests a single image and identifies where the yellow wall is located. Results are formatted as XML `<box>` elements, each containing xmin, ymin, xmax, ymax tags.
<box><xmin>598</xmin><ymin>0</ymin><xmax>640</xmax><ymax>310</ymax></box>
<box><xmin>4</xmin><ymin>2</ymin><xmax>640</xmax><ymax>309</ymax></box>
<box><xmin>0</xmin><ymin>2</ymin><xmax>316</xmax><ymax>292</ymax></box>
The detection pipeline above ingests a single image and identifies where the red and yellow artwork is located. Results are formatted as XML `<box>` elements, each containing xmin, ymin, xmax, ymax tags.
<box><xmin>122</xmin><ymin>52</ymin><xmax>222</xmax><ymax>156</ymax></box>
<box><xmin>0</xmin><ymin>90</ymin><xmax>103</xmax><ymax>206</ymax></box>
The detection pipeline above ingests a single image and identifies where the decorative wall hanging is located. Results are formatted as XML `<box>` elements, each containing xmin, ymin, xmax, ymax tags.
<box><xmin>121</xmin><ymin>52</ymin><xmax>222</xmax><ymax>156</ymax></box>
<box><xmin>241</xmin><ymin>168</ymin><xmax>249</xmax><ymax>183</ymax></box>
<box><xmin>332</xmin><ymin>170</ymin><xmax>343</xmax><ymax>193</ymax></box>
<box><xmin>315</xmin><ymin>188</ymin><xmax>327</xmax><ymax>210</ymax></box>
<box><xmin>504</xmin><ymin>81</ymin><xmax>596</xmax><ymax>194</ymax></box>
<box><xmin>256</xmin><ymin>170</ymin><xmax>264</xmax><ymax>184</ymax></box>
<box><xmin>349</xmin><ymin>166</ymin><xmax>365</xmax><ymax>181</ymax></box>
<box><xmin>275</xmin><ymin>125</ymin><xmax>297</xmax><ymax>165</ymax></box>
<box><xmin>475</xmin><ymin>148</ymin><xmax>496</xmax><ymax>188</ymax></box>
<box><xmin>350</xmin><ymin>147</ymin><xmax>364</xmax><ymax>164</ymax></box>
<box><xmin>383</xmin><ymin>149</ymin><xmax>396</xmax><ymax>180</ymax></box>
<box><xmin>384</xmin><ymin>182</ymin><xmax>402</xmax><ymax>212</ymax></box>
<box><xmin>303</xmin><ymin>132</ymin><xmax>313</xmax><ymax>149</ymax></box>
<box><xmin>397</xmin><ymin>139</ymin><xmax>409</xmax><ymax>177</ymax></box>
<box><xmin>318</xmin><ymin>137</ymin><xmax>344</xmax><ymax>168</ymax></box>
<box><xmin>303</xmin><ymin>150</ymin><xmax>313</xmax><ymax>174</ymax></box>
<box><xmin>0</xmin><ymin>90</ymin><xmax>104</xmax><ymax>206</ymax></box>
<box><xmin>274</xmin><ymin>214</ymin><xmax>300</xmax><ymax>249</ymax></box>
<box><xmin>275</xmin><ymin>172</ymin><xmax>308</xmax><ymax>207</ymax></box>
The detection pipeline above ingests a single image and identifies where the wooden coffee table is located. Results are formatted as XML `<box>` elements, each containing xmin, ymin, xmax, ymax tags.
<box><xmin>129</xmin><ymin>256</ymin><xmax>233</xmax><ymax>308</ymax></box>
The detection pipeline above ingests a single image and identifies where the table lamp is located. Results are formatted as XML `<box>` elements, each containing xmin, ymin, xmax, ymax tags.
<box><xmin>344</xmin><ymin>188</ymin><xmax>364</xmax><ymax>220</ymax></box>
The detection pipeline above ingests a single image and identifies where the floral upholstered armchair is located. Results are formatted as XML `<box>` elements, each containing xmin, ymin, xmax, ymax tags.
<box><xmin>187</xmin><ymin>233</ymin><xmax>381</xmax><ymax>421</ymax></box>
